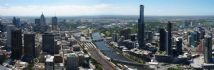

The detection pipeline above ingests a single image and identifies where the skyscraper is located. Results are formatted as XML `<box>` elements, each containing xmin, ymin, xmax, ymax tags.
<box><xmin>204</xmin><ymin>35</ymin><xmax>212</xmax><ymax>63</ymax></box>
<box><xmin>42</xmin><ymin>33</ymin><xmax>55</xmax><ymax>55</ymax></box>
<box><xmin>39</xmin><ymin>13</ymin><xmax>48</xmax><ymax>33</ymax></box>
<box><xmin>23</xmin><ymin>33</ymin><xmax>35</xmax><ymax>62</ymax></box>
<box><xmin>6</xmin><ymin>25</ymin><xmax>16</xmax><ymax>51</ymax></box>
<box><xmin>34</xmin><ymin>19</ymin><xmax>41</xmax><ymax>32</ymax></box>
<box><xmin>52</xmin><ymin>16</ymin><xmax>58</xmax><ymax>31</ymax></box>
<box><xmin>188</xmin><ymin>32</ymin><xmax>197</xmax><ymax>47</ymax></box>
<box><xmin>40</xmin><ymin>13</ymin><xmax>46</xmax><ymax>25</ymax></box>
<box><xmin>176</xmin><ymin>38</ymin><xmax>183</xmax><ymax>55</ymax></box>
<box><xmin>159</xmin><ymin>28</ymin><xmax>168</xmax><ymax>51</ymax></box>
<box><xmin>12</xmin><ymin>17</ymin><xmax>21</xmax><ymax>28</ymax></box>
<box><xmin>35</xmin><ymin>19</ymin><xmax>40</xmax><ymax>25</ymax></box>
<box><xmin>167</xmin><ymin>21</ymin><xmax>172</xmax><ymax>55</ymax></box>
<box><xmin>138</xmin><ymin>5</ymin><xmax>145</xmax><ymax>49</ymax></box>
<box><xmin>11</xmin><ymin>29</ymin><xmax>22</xmax><ymax>59</ymax></box>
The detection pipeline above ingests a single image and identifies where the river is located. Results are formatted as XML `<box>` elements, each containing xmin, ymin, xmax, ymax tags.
<box><xmin>91</xmin><ymin>32</ymin><xmax>132</xmax><ymax>62</ymax></box>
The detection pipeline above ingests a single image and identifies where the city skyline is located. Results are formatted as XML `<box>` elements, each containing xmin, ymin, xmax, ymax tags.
<box><xmin>1</xmin><ymin>1</ymin><xmax>214</xmax><ymax>69</ymax></box>
<box><xmin>0</xmin><ymin>0</ymin><xmax>214</xmax><ymax>16</ymax></box>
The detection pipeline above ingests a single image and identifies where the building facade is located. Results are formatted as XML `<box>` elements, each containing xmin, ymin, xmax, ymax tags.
<box><xmin>204</xmin><ymin>35</ymin><xmax>212</xmax><ymax>63</ymax></box>
<box><xmin>138</xmin><ymin>5</ymin><xmax>145</xmax><ymax>49</ymax></box>
<box><xmin>23</xmin><ymin>33</ymin><xmax>35</xmax><ymax>62</ymax></box>
<box><xmin>42</xmin><ymin>33</ymin><xmax>55</xmax><ymax>54</ymax></box>
<box><xmin>11</xmin><ymin>29</ymin><xmax>22</xmax><ymax>59</ymax></box>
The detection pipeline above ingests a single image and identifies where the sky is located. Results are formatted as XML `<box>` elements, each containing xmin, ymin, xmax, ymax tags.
<box><xmin>0</xmin><ymin>0</ymin><xmax>214</xmax><ymax>16</ymax></box>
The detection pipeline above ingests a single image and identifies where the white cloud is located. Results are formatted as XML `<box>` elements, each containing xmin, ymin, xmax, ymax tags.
<box><xmin>0</xmin><ymin>4</ymin><xmax>138</xmax><ymax>16</ymax></box>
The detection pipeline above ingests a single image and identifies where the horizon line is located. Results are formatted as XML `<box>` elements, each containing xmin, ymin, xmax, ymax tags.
<box><xmin>1</xmin><ymin>15</ymin><xmax>214</xmax><ymax>17</ymax></box>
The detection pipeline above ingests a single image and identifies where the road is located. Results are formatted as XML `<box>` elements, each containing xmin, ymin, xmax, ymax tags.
<box><xmin>78</xmin><ymin>41</ymin><xmax>116</xmax><ymax>70</ymax></box>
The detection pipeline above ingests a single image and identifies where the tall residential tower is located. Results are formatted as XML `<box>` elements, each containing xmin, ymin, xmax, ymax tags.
<box><xmin>167</xmin><ymin>21</ymin><xmax>172</xmax><ymax>55</ymax></box>
<box><xmin>159</xmin><ymin>28</ymin><xmax>168</xmax><ymax>51</ymax></box>
<box><xmin>11</xmin><ymin>29</ymin><xmax>22</xmax><ymax>59</ymax></box>
<box><xmin>23</xmin><ymin>33</ymin><xmax>36</xmax><ymax>62</ymax></box>
<box><xmin>52</xmin><ymin>16</ymin><xmax>58</xmax><ymax>31</ymax></box>
<box><xmin>138</xmin><ymin>5</ymin><xmax>145</xmax><ymax>49</ymax></box>
<box><xmin>204</xmin><ymin>35</ymin><xmax>212</xmax><ymax>63</ymax></box>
